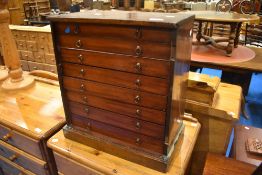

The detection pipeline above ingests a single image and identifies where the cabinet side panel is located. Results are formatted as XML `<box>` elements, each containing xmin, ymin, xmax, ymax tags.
<box><xmin>167</xmin><ymin>19</ymin><xmax>194</xmax><ymax>148</ymax></box>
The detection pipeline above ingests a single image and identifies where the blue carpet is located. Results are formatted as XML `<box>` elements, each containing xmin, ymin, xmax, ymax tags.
<box><xmin>200</xmin><ymin>68</ymin><xmax>262</xmax><ymax>128</ymax></box>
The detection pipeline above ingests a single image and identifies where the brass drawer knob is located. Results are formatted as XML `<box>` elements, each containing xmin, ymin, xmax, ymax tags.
<box><xmin>83</xmin><ymin>96</ymin><xmax>88</xmax><ymax>102</ymax></box>
<box><xmin>80</xmin><ymin>69</ymin><xmax>85</xmax><ymax>76</ymax></box>
<box><xmin>135</xmin><ymin>79</ymin><xmax>141</xmax><ymax>87</ymax></box>
<box><xmin>136</xmin><ymin>109</ymin><xmax>141</xmax><ymax>115</ymax></box>
<box><xmin>75</xmin><ymin>40</ymin><xmax>82</xmax><ymax>48</ymax></box>
<box><xmin>135</xmin><ymin>62</ymin><xmax>142</xmax><ymax>72</ymax></box>
<box><xmin>9</xmin><ymin>155</ymin><xmax>17</xmax><ymax>161</ymax></box>
<box><xmin>80</xmin><ymin>84</ymin><xmax>85</xmax><ymax>91</ymax></box>
<box><xmin>136</xmin><ymin>122</ymin><xmax>141</xmax><ymax>129</ymax></box>
<box><xmin>135</xmin><ymin>46</ymin><xmax>142</xmax><ymax>56</ymax></box>
<box><xmin>78</xmin><ymin>54</ymin><xmax>83</xmax><ymax>63</ymax></box>
<box><xmin>135</xmin><ymin>138</ymin><xmax>141</xmax><ymax>145</ymax></box>
<box><xmin>2</xmin><ymin>133</ymin><xmax>12</xmax><ymax>142</ymax></box>
<box><xmin>134</xmin><ymin>95</ymin><xmax>140</xmax><ymax>104</ymax></box>
<box><xmin>84</xmin><ymin>107</ymin><xmax>89</xmax><ymax>113</ymax></box>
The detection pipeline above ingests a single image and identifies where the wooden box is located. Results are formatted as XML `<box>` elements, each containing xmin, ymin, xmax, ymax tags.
<box><xmin>49</xmin><ymin>10</ymin><xmax>194</xmax><ymax>172</ymax></box>
<box><xmin>186</xmin><ymin>72</ymin><xmax>220</xmax><ymax>106</ymax></box>
<box><xmin>185</xmin><ymin>73</ymin><xmax>242</xmax><ymax>174</ymax></box>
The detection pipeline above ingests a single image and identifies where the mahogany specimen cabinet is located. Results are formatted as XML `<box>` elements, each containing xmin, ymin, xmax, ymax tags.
<box><xmin>49</xmin><ymin>10</ymin><xmax>194</xmax><ymax>172</ymax></box>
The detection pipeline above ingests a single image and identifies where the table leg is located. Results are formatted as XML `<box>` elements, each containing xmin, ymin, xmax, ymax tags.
<box><xmin>226</xmin><ymin>23</ymin><xmax>237</xmax><ymax>56</ymax></box>
<box><xmin>196</xmin><ymin>21</ymin><xmax>203</xmax><ymax>42</ymax></box>
<box><xmin>234</xmin><ymin>22</ymin><xmax>242</xmax><ymax>48</ymax></box>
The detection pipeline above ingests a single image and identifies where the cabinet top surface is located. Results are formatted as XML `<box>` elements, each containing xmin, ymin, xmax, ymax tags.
<box><xmin>48</xmin><ymin>10</ymin><xmax>195</xmax><ymax>28</ymax></box>
<box><xmin>0</xmin><ymin>77</ymin><xmax>65</xmax><ymax>139</ymax></box>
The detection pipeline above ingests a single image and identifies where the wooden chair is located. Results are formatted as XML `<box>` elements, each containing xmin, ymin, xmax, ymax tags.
<box><xmin>245</xmin><ymin>23</ymin><xmax>262</xmax><ymax>47</ymax></box>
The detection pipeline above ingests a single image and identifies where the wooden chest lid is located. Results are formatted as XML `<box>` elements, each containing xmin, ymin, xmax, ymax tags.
<box><xmin>188</xmin><ymin>72</ymin><xmax>221</xmax><ymax>94</ymax></box>
<box><xmin>48</xmin><ymin>10</ymin><xmax>195</xmax><ymax>28</ymax></box>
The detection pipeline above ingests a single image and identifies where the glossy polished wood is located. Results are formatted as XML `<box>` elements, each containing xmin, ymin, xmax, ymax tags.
<box><xmin>48</xmin><ymin>120</ymin><xmax>200</xmax><ymax>175</ymax></box>
<box><xmin>49</xmin><ymin>10</ymin><xmax>194</xmax><ymax>172</ymax></box>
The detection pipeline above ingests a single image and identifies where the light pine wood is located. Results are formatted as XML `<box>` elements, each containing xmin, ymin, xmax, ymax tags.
<box><xmin>0</xmin><ymin>80</ymin><xmax>65</xmax><ymax>140</ymax></box>
<box><xmin>48</xmin><ymin>120</ymin><xmax>200</xmax><ymax>175</ymax></box>
<box><xmin>0</xmin><ymin>140</ymin><xmax>47</xmax><ymax>175</ymax></box>
<box><xmin>0</xmin><ymin>1</ymin><xmax>35</xmax><ymax>90</ymax></box>
<box><xmin>185</xmin><ymin>74</ymin><xmax>242</xmax><ymax>175</ymax></box>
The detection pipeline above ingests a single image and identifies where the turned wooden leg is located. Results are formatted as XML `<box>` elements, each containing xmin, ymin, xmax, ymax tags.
<box><xmin>196</xmin><ymin>21</ymin><xmax>203</xmax><ymax>42</ymax></box>
<box><xmin>226</xmin><ymin>23</ymin><xmax>237</xmax><ymax>56</ymax></box>
<box><xmin>234</xmin><ymin>22</ymin><xmax>242</xmax><ymax>48</ymax></box>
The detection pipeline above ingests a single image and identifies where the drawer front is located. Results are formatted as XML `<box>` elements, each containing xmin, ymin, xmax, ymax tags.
<box><xmin>61</xmin><ymin>49</ymin><xmax>170</xmax><ymax>78</ymax></box>
<box><xmin>55</xmin><ymin>23</ymin><xmax>137</xmax><ymax>40</ymax></box>
<box><xmin>28</xmin><ymin>32</ymin><xmax>38</xmax><ymax>41</ymax></box>
<box><xmin>58</xmin><ymin>35</ymin><xmax>171</xmax><ymax>59</ymax></box>
<box><xmin>66</xmin><ymin>90</ymin><xmax>166</xmax><ymax>125</ymax></box>
<box><xmin>38</xmin><ymin>33</ymin><xmax>49</xmax><ymax>43</ymax></box>
<box><xmin>16</xmin><ymin>40</ymin><xmax>27</xmax><ymax>50</ymax></box>
<box><xmin>63</xmin><ymin>76</ymin><xmax>167</xmax><ymax>111</ymax></box>
<box><xmin>21</xmin><ymin>60</ymin><xmax>29</xmax><ymax>71</ymax></box>
<box><xmin>45</xmin><ymin>53</ymin><xmax>56</xmax><ymax>65</ymax></box>
<box><xmin>28</xmin><ymin>61</ymin><xmax>44</xmax><ymax>71</ymax></box>
<box><xmin>26</xmin><ymin>41</ymin><xmax>37</xmax><ymax>52</ymax></box>
<box><xmin>21</xmin><ymin>51</ymin><xmax>34</xmax><ymax>61</ymax></box>
<box><xmin>72</xmin><ymin>115</ymin><xmax>164</xmax><ymax>154</ymax></box>
<box><xmin>55</xmin><ymin>23</ymin><xmax>172</xmax><ymax>43</ymax></box>
<box><xmin>54</xmin><ymin>153</ymin><xmax>102</xmax><ymax>175</ymax></box>
<box><xmin>62</xmin><ymin>63</ymin><xmax>168</xmax><ymax>95</ymax></box>
<box><xmin>0</xmin><ymin>141</ymin><xmax>47</xmax><ymax>175</ymax></box>
<box><xmin>34</xmin><ymin>53</ymin><xmax>45</xmax><ymax>63</ymax></box>
<box><xmin>68</xmin><ymin>101</ymin><xmax>164</xmax><ymax>139</ymax></box>
<box><xmin>0</xmin><ymin>124</ymin><xmax>42</xmax><ymax>159</ymax></box>
<box><xmin>17</xmin><ymin>31</ymin><xmax>28</xmax><ymax>41</ymax></box>
<box><xmin>0</xmin><ymin>155</ymin><xmax>36</xmax><ymax>175</ymax></box>
<box><xmin>12</xmin><ymin>31</ymin><xmax>19</xmax><ymax>39</ymax></box>
<box><xmin>44</xmin><ymin>64</ymin><xmax>57</xmax><ymax>74</ymax></box>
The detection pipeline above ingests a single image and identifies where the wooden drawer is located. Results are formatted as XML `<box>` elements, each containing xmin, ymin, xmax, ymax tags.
<box><xmin>28</xmin><ymin>32</ymin><xmax>38</xmax><ymax>41</ymax></box>
<box><xmin>54</xmin><ymin>153</ymin><xmax>102</xmax><ymax>175</ymax></box>
<box><xmin>58</xmin><ymin>35</ymin><xmax>171</xmax><ymax>60</ymax></box>
<box><xmin>68</xmin><ymin>101</ymin><xmax>164</xmax><ymax>139</ymax></box>
<box><xmin>63</xmin><ymin>76</ymin><xmax>167</xmax><ymax>111</ymax></box>
<box><xmin>66</xmin><ymin>90</ymin><xmax>166</xmax><ymax>125</ymax></box>
<box><xmin>55</xmin><ymin>23</ymin><xmax>172</xmax><ymax>43</ymax></box>
<box><xmin>16</xmin><ymin>40</ymin><xmax>27</xmax><ymax>50</ymax></box>
<box><xmin>0</xmin><ymin>141</ymin><xmax>47</xmax><ymax>175</ymax></box>
<box><xmin>17</xmin><ymin>31</ymin><xmax>28</xmax><ymax>41</ymax></box>
<box><xmin>28</xmin><ymin>61</ymin><xmax>44</xmax><ymax>71</ymax></box>
<box><xmin>20</xmin><ymin>51</ymin><xmax>34</xmax><ymax>61</ymax></box>
<box><xmin>0</xmin><ymin>155</ymin><xmax>35</xmax><ymax>175</ymax></box>
<box><xmin>12</xmin><ymin>31</ymin><xmax>19</xmax><ymax>39</ymax></box>
<box><xmin>38</xmin><ymin>45</ymin><xmax>49</xmax><ymax>54</ymax></box>
<box><xmin>44</xmin><ymin>64</ymin><xmax>57</xmax><ymax>74</ymax></box>
<box><xmin>0</xmin><ymin>124</ymin><xmax>42</xmax><ymax>159</ymax></box>
<box><xmin>45</xmin><ymin>53</ymin><xmax>56</xmax><ymax>65</ymax></box>
<box><xmin>55</xmin><ymin>23</ymin><xmax>137</xmax><ymax>40</ymax></box>
<box><xmin>34</xmin><ymin>52</ymin><xmax>45</xmax><ymax>63</ymax></box>
<box><xmin>21</xmin><ymin>60</ymin><xmax>29</xmax><ymax>71</ymax></box>
<box><xmin>71</xmin><ymin>115</ymin><xmax>164</xmax><ymax>154</ymax></box>
<box><xmin>61</xmin><ymin>49</ymin><xmax>170</xmax><ymax>78</ymax></box>
<box><xmin>26</xmin><ymin>41</ymin><xmax>38</xmax><ymax>52</ymax></box>
<box><xmin>62</xmin><ymin>63</ymin><xmax>168</xmax><ymax>95</ymax></box>
<box><xmin>38</xmin><ymin>32</ymin><xmax>49</xmax><ymax>43</ymax></box>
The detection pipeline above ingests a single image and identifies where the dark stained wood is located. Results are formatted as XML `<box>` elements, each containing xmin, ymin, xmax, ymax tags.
<box><xmin>68</xmin><ymin>101</ymin><xmax>165</xmax><ymax>139</ymax></box>
<box><xmin>63</xmin><ymin>76</ymin><xmax>167</xmax><ymax>111</ymax></box>
<box><xmin>58</xmin><ymin>34</ymin><xmax>171</xmax><ymax>59</ymax></box>
<box><xmin>71</xmin><ymin>115</ymin><xmax>164</xmax><ymax>154</ymax></box>
<box><xmin>49</xmin><ymin>10</ymin><xmax>194</xmax><ymax>172</ymax></box>
<box><xmin>62</xmin><ymin>62</ymin><xmax>169</xmax><ymax>95</ymax></box>
<box><xmin>203</xmin><ymin>153</ymin><xmax>256</xmax><ymax>175</ymax></box>
<box><xmin>66</xmin><ymin>90</ymin><xmax>166</xmax><ymax>125</ymax></box>
<box><xmin>232</xmin><ymin>125</ymin><xmax>262</xmax><ymax>166</ymax></box>
<box><xmin>61</xmin><ymin>48</ymin><xmax>171</xmax><ymax>79</ymax></box>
